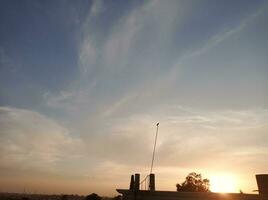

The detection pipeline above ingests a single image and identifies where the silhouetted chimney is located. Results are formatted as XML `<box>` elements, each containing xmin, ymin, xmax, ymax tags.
<box><xmin>149</xmin><ymin>173</ymin><xmax>155</xmax><ymax>191</ymax></box>
<box><xmin>134</xmin><ymin>174</ymin><xmax>140</xmax><ymax>191</ymax></box>
<box><xmin>129</xmin><ymin>175</ymin><xmax>135</xmax><ymax>190</ymax></box>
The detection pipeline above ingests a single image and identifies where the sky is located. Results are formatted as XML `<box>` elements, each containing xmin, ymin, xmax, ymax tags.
<box><xmin>0</xmin><ymin>0</ymin><xmax>268</xmax><ymax>196</ymax></box>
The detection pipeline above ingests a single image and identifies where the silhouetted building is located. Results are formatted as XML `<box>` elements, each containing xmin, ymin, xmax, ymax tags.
<box><xmin>117</xmin><ymin>173</ymin><xmax>268</xmax><ymax>200</ymax></box>
<box><xmin>256</xmin><ymin>174</ymin><xmax>268</xmax><ymax>195</ymax></box>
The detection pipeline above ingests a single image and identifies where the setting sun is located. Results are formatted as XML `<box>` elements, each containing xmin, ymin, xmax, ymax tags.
<box><xmin>0</xmin><ymin>0</ymin><xmax>267</xmax><ymax>198</ymax></box>
<box><xmin>210</xmin><ymin>174</ymin><xmax>238</xmax><ymax>193</ymax></box>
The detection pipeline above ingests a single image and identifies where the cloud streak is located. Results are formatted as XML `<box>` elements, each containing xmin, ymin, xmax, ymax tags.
<box><xmin>1</xmin><ymin>0</ymin><xmax>268</xmax><ymax>195</ymax></box>
<box><xmin>0</xmin><ymin>107</ymin><xmax>84</xmax><ymax>174</ymax></box>
<box><xmin>1</xmin><ymin>105</ymin><xmax>267</xmax><ymax>194</ymax></box>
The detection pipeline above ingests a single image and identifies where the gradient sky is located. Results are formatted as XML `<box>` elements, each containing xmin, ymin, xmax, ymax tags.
<box><xmin>0</xmin><ymin>0</ymin><xmax>268</xmax><ymax>196</ymax></box>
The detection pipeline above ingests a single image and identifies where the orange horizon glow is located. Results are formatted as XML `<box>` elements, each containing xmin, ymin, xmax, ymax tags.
<box><xmin>209</xmin><ymin>174</ymin><xmax>239</xmax><ymax>193</ymax></box>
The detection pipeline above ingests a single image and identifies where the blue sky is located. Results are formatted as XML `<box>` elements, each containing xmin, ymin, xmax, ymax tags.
<box><xmin>0</xmin><ymin>0</ymin><xmax>268</xmax><ymax>195</ymax></box>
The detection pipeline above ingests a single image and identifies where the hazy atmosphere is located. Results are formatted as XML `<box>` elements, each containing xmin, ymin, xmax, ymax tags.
<box><xmin>0</xmin><ymin>0</ymin><xmax>268</xmax><ymax>196</ymax></box>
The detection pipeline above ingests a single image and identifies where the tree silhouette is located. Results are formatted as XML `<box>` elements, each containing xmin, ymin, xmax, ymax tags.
<box><xmin>85</xmin><ymin>193</ymin><xmax>102</xmax><ymax>200</ymax></box>
<box><xmin>176</xmin><ymin>172</ymin><xmax>210</xmax><ymax>192</ymax></box>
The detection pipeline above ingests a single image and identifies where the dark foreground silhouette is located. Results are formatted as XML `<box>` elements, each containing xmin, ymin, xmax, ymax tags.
<box><xmin>0</xmin><ymin>193</ymin><xmax>121</xmax><ymax>200</ymax></box>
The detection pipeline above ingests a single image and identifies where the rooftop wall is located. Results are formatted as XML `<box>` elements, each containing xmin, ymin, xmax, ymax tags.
<box><xmin>117</xmin><ymin>190</ymin><xmax>268</xmax><ymax>200</ymax></box>
<box><xmin>256</xmin><ymin>174</ymin><xmax>268</xmax><ymax>195</ymax></box>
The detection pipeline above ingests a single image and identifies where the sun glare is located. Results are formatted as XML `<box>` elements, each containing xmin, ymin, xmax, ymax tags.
<box><xmin>210</xmin><ymin>174</ymin><xmax>238</xmax><ymax>193</ymax></box>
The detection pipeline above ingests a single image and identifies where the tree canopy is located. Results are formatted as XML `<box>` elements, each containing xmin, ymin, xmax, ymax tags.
<box><xmin>85</xmin><ymin>193</ymin><xmax>102</xmax><ymax>200</ymax></box>
<box><xmin>176</xmin><ymin>172</ymin><xmax>210</xmax><ymax>192</ymax></box>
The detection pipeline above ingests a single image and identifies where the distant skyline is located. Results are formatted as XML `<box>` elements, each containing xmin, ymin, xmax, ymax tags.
<box><xmin>0</xmin><ymin>0</ymin><xmax>268</xmax><ymax>196</ymax></box>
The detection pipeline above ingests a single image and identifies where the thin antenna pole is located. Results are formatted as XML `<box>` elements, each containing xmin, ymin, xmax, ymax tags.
<box><xmin>150</xmin><ymin>122</ymin><xmax>159</xmax><ymax>174</ymax></box>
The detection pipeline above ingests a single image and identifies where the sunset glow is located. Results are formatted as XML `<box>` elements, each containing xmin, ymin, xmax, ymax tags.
<box><xmin>0</xmin><ymin>0</ymin><xmax>267</xmax><ymax>196</ymax></box>
<box><xmin>210</xmin><ymin>174</ymin><xmax>238</xmax><ymax>193</ymax></box>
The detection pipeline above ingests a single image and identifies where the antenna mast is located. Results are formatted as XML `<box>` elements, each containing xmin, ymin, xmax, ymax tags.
<box><xmin>150</xmin><ymin>122</ymin><xmax>159</xmax><ymax>174</ymax></box>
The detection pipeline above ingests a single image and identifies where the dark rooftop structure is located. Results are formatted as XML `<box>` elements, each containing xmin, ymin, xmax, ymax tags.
<box><xmin>117</xmin><ymin>173</ymin><xmax>268</xmax><ymax>200</ymax></box>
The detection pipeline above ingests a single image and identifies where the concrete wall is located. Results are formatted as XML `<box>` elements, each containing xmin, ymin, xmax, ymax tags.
<box><xmin>256</xmin><ymin>174</ymin><xmax>268</xmax><ymax>195</ymax></box>
<box><xmin>117</xmin><ymin>189</ymin><xmax>268</xmax><ymax>200</ymax></box>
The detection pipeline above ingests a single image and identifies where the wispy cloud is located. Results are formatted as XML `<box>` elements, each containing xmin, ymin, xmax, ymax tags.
<box><xmin>90</xmin><ymin>0</ymin><xmax>104</xmax><ymax>17</ymax></box>
<box><xmin>1</xmin><ymin>104</ymin><xmax>267</xmax><ymax>194</ymax></box>
<box><xmin>176</xmin><ymin>5</ymin><xmax>266</xmax><ymax>64</ymax></box>
<box><xmin>0</xmin><ymin>107</ymin><xmax>84</xmax><ymax>174</ymax></box>
<box><xmin>1</xmin><ymin>0</ymin><xmax>267</xmax><ymax>195</ymax></box>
